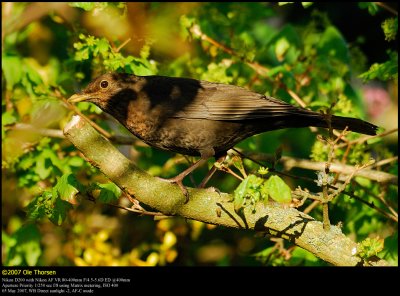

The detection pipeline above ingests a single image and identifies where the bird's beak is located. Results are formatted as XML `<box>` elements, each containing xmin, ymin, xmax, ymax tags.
<box><xmin>68</xmin><ymin>93</ymin><xmax>92</xmax><ymax>103</ymax></box>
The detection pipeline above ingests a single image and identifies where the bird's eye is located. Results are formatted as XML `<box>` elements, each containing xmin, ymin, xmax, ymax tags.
<box><xmin>100</xmin><ymin>80</ymin><xmax>109</xmax><ymax>89</ymax></box>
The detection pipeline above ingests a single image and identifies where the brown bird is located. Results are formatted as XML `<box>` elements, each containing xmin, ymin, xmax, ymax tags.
<box><xmin>68</xmin><ymin>72</ymin><xmax>378</xmax><ymax>199</ymax></box>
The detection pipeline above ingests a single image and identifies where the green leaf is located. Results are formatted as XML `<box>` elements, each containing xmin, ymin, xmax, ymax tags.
<box><xmin>275</xmin><ymin>37</ymin><xmax>290</xmax><ymax>62</ymax></box>
<box><xmin>252</xmin><ymin>246</ymin><xmax>276</xmax><ymax>263</ymax></box>
<box><xmin>97</xmin><ymin>183</ymin><xmax>122</xmax><ymax>203</ymax></box>
<box><xmin>18</xmin><ymin>155</ymin><xmax>36</xmax><ymax>170</ymax></box>
<box><xmin>25</xmin><ymin>195</ymin><xmax>47</xmax><ymax>221</ymax></box>
<box><xmin>2</xmin><ymin>55</ymin><xmax>22</xmax><ymax>90</ymax></box>
<box><xmin>233</xmin><ymin>178</ymin><xmax>248</xmax><ymax>212</ymax></box>
<box><xmin>264</xmin><ymin>175</ymin><xmax>292</xmax><ymax>203</ymax></box>
<box><xmin>140</xmin><ymin>44</ymin><xmax>151</xmax><ymax>60</ymax></box>
<box><xmin>75</xmin><ymin>47</ymin><xmax>90</xmax><ymax>61</ymax></box>
<box><xmin>301</xmin><ymin>2</ymin><xmax>313</xmax><ymax>8</ymax></box>
<box><xmin>358</xmin><ymin>2</ymin><xmax>379</xmax><ymax>15</ymax></box>
<box><xmin>357</xmin><ymin>237</ymin><xmax>385</xmax><ymax>259</ymax></box>
<box><xmin>97</xmin><ymin>38</ymin><xmax>111</xmax><ymax>55</ymax></box>
<box><xmin>267</xmin><ymin>25</ymin><xmax>301</xmax><ymax>64</ymax></box>
<box><xmin>382</xmin><ymin>232</ymin><xmax>398</xmax><ymax>265</ymax></box>
<box><xmin>2</xmin><ymin>111</ymin><xmax>17</xmax><ymax>126</ymax></box>
<box><xmin>68</xmin><ymin>156</ymin><xmax>84</xmax><ymax>167</ymax></box>
<box><xmin>26</xmin><ymin>189</ymin><xmax>73</xmax><ymax>226</ymax></box>
<box><xmin>309</xmin><ymin>101</ymin><xmax>331</xmax><ymax>109</ymax></box>
<box><xmin>366</xmin><ymin>136</ymin><xmax>383</xmax><ymax>145</ymax></box>
<box><xmin>258</xmin><ymin>166</ymin><xmax>269</xmax><ymax>175</ymax></box>
<box><xmin>260</xmin><ymin>182</ymin><xmax>269</xmax><ymax>203</ymax></box>
<box><xmin>233</xmin><ymin>175</ymin><xmax>264</xmax><ymax>212</ymax></box>
<box><xmin>4</xmin><ymin>224</ymin><xmax>41</xmax><ymax>266</ymax></box>
<box><xmin>34</xmin><ymin>153</ymin><xmax>52</xmax><ymax>179</ymax></box>
<box><xmin>382</xmin><ymin>18</ymin><xmax>397</xmax><ymax>41</ymax></box>
<box><xmin>1</xmin><ymin>111</ymin><xmax>17</xmax><ymax>140</ymax></box>
<box><xmin>318</xmin><ymin>26</ymin><xmax>349</xmax><ymax>64</ymax></box>
<box><xmin>359</xmin><ymin>51</ymin><xmax>398</xmax><ymax>81</ymax></box>
<box><xmin>69</xmin><ymin>2</ymin><xmax>96</xmax><ymax>11</ymax></box>
<box><xmin>232</xmin><ymin>155</ymin><xmax>246</xmax><ymax>176</ymax></box>
<box><xmin>23</xmin><ymin>62</ymin><xmax>43</xmax><ymax>85</ymax></box>
<box><xmin>48</xmin><ymin>197</ymin><xmax>73</xmax><ymax>226</ymax></box>
<box><xmin>54</xmin><ymin>173</ymin><xmax>81</xmax><ymax>204</ymax></box>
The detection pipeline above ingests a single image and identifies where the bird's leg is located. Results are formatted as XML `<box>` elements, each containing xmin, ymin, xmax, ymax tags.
<box><xmin>198</xmin><ymin>153</ymin><xmax>227</xmax><ymax>188</ymax></box>
<box><xmin>161</xmin><ymin>149</ymin><xmax>214</xmax><ymax>202</ymax></box>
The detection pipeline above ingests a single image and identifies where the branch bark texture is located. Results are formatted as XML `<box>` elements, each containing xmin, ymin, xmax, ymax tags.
<box><xmin>64</xmin><ymin>115</ymin><xmax>389</xmax><ymax>266</ymax></box>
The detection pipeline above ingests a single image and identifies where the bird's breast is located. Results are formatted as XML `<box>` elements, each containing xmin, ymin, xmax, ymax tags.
<box><xmin>127</xmin><ymin>117</ymin><xmax>256</xmax><ymax>156</ymax></box>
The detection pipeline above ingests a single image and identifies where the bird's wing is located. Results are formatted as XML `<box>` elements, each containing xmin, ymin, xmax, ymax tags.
<box><xmin>172</xmin><ymin>81</ymin><xmax>307</xmax><ymax>120</ymax></box>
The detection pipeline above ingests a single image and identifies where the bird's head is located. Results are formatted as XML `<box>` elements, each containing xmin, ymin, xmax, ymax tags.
<box><xmin>68</xmin><ymin>72</ymin><xmax>142</xmax><ymax>109</ymax></box>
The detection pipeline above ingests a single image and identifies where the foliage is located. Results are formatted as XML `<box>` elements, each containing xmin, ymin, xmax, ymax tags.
<box><xmin>3</xmin><ymin>224</ymin><xmax>41</xmax><ymax>266</ymax></box>
<box><xmin>357</xmin><ymin>236</ymin><xmax>384</xmax><ymax>260</ymax></box>
<box><xmin>233</xmin><ymin>173</ymin><xmax>292</xmax><ymax>213</ymax></box>
<box><xmin>2</xmin><ymin>2</ymin><xmax>397</xmax><ymax>267</ymax></box>
<box><xmin>73</xmin><ymin>33</ymin><xmax>157</xmax><ymax>75</ymax></box>
<box><xmin>358</xmin><ymin>4</ymin><xmax>398</xmax><ymax>82</ymax></box>
<box><xmin>359</xmin><ymin>50</ymin><xmax>398</xmax><ymax>81</ymax></box>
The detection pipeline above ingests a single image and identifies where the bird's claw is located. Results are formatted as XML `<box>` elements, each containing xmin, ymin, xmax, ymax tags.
<box><xmin>157</xmin><ymin>176</ymin><xmax>189</xmax><ymax>203</ymax></box>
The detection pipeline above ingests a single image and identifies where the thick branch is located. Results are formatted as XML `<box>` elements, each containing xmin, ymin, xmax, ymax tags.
<box><xmin>63</xmin><ymin>116</ymin><xmax>389</xmax><ymax>266</ymax></box>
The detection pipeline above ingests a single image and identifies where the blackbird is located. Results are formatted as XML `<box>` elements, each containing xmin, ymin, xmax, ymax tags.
<box><xmin>68</xmin><ymin>72</ymin><xmax>378</xmax><ymax>199</ymax></box>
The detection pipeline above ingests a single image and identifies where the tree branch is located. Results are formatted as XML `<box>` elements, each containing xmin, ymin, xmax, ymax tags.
<box><xmin>63</xmin><ymin>115</ymin><xmax>389</xmax><ymax>266</ymax></box>
<box><xmin>245</xmin><ymin>152</ymin><xmax>398</xmax><ymax>185</ymax></box>
<box><xmin>375</xmin><ymin>2</ymin><xmax>398</xmax><ymax>15</ymax></box>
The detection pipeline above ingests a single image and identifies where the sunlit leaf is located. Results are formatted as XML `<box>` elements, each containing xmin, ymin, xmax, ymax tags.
<box><xmin>318</xmin><ymin>26</ymin><xmax>349</xmax><ymax>63</ymax></box>
<box><xmin>4</xmin><ymin>224</ymin><xmax>41</xmax><ymax>266</ymax></box>
<box><xmin>97</xmin><ymin>183</ymin><xmax>122</xmax><ymax>203</ymax></box>
<box><xmin>359</xmin><ymin>51</ymin><xmax>398</xmax><ymax>81</ymax></box>
<box><xmin>2</xmin><ymin>55</ymin><xmax>22</xmax><ymax>89</ymax></box>
<box><xmin>357</xmin><ymin>237</ymin><xmax>385</xmax><ymax>259</ymax></box>
<box><xmin>69</xmin><ymin>2</ymin><xmax>96</xmax><ymax>11</ymax></box>
<box><xmin>264</xmin><ymin>175</ymin><xmax>292</xmax><ymax>203</ymax></box>
<box><xmin>54</xmin><ymin>173</ymin><xmax>81</xmax><ymax>204</ymax></box>
<box><xmin>49</xmin><ymin>197</ymin><xmax>73</xmax><ymax>226</ymax></box>
<box><xmin>382</xmin><ymin>18</ymin><xmax>397</xmax><ymax>41</ymax></box>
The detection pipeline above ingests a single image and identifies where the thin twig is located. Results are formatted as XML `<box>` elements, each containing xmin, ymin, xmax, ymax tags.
<box><xmin>11</xmin><ymin>123</ymin><xmax>65</xmax><ymax>138</ymax></box>
<box><xmin>106</xmin><ymin>202</ymin><xmax>168</xmax><ymax>217</ymax></box>
<box><xmin>4</xmin><ymin>91</ymin><xmax>13</xmax><ymax>112</ymax></box>
<box><xmin>244</xmin><ymin>151</ymin><xmax>397</xmax><ymax>185</ymax></box>
<box><xmin>295</xmin><ymin>181</ymin><xmax>397</xmax><ymax>222</ymax></box>
<box><xmin>303</xmin><ymin>200</ymin><xmax>320</xmax><ymax>214</ymax></box>
<box><xmin>11</xmin><ymin>122</ymin><xmax>142</xmax><ymax>146</ymax></box>
<box><xmin>190</xmin><ymin>23</ymin><xmax>271</xmax><ymax>77</ymax></box>
<box><xmin>337</xmin><ymin>128</ymin><xmax>398</xmax><ymax>149</ymax></box>
<box><xmin>216</xmin><ymin>164</ymin><xmax>244</xmax><ymax>181</ymax></box>
<box><xmin>320</xmin><ymin>124</ymin><xmax>347</xmax><ymax>230</ymax></box>
<box><xmin>371</xmin><ymin>156</ymin><xmax>399</xmax><ymax>168</ymax></box>
<box><xmin>377</xmin><ymin>185</ymin><xmax>398</xmax><ymax>219</ymax></box>
<box><xmin>53</xmin><ymin>89</ymin><xmax>113</xmax><ymax>139</ymax></box>
<box><xmin>286</xmin><ymin>88</ymin><xmax>307</xmax><ymax>108</ymax></box>
<box><xmin>114</xmin><ymin>38</ymin><xmax>132</xmax><ymax>53</ymax></box>
<box><xmin>375</xmin><ymin>2</ymin><xmax>398</xmax><ymax>15</ymax></box>
<box><xmin>353</xmin><ymin>180</ymin><xmax>398</xmax><ymax>221</ymax></box>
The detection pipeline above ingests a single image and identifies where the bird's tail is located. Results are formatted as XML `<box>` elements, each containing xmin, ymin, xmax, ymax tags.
<box><xmin>274</xmin><ymin>110</ymin><xmax>379</xmax><ymax>136</ymax></box>
<box><xmin>329</xmin><ymin>115</ymin><xmax>378</xmax><ymax>135</ymax></box>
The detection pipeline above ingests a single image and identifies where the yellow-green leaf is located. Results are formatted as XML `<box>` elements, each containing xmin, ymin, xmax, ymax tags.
<box><xmin>264</xmin><ymin>175</ymin><xmax>292</xmax><ymax>203</ymax></box>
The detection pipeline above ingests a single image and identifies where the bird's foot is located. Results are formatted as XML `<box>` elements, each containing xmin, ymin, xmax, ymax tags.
<box><xmin>157</xmin><ymin>176</ymin><xmax>189</xmax><ymax>203</ymax></box>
